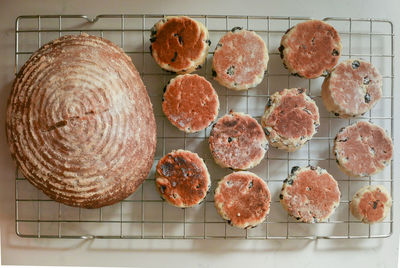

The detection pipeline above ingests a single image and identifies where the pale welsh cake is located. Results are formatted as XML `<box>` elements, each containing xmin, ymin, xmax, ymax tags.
<box><xmin>212</xmin><ymin>27</ymin><xmax>269</xmax><ymax>90</ymax></box>
<box><xmin>350</xmin><ymin>185</ymin><xmax>392</xmax><ymax>224</ymax></box>
<box><xmin>333</xmin><ymin>121</ymin><xmax>393</xmax><ymax>177</ymax></box>
<box><xmin>280</xmin><ymin>166</ymin><xmax>340</xmax><ymax>223</ymax></box>
<box><xmin>322</xmin><ymin>59</ymin><xmax>382</xmax><ymax>118</ymax></box>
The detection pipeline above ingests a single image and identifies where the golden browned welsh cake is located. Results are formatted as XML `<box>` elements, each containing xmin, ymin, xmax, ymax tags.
<box><xmin>155</xmin><ymin>150</ymin><xmax>211</xmax><ymax>208</ymax></box>
<box><xmin>150</xmin><ymin>16</ymin><xmax>210</xmax><ymax>74</ymax></box>
<box><xmin>7</xmin><ymin>33</ymin><xmax>157</xmax><ymax>208</ymax></box>
<box><xmin>279</xmin><ymin>20</ymin><xmax>342</xmax><ymax>79</ymax></box>
<box><xmin>162</xmin><ymin>74</ymin><xmax>219</xmax><ymax>133</ymax></box>
<box><xmin>209</xmin><ymin>112</ymin><xmax>268</xmax><ymax>170</ymax></box>
<box><xmin>280</xmin><ymin>166</ymin><xmax>340</xmax><ymax>223</ymax></box>
<box><xmin>261</xmin><ymin>88</ymin><xmax>320</xmax><ymax>152</ymax></box>
<box><xmin>214</xmin><ymin>171</ymin><xmax>271</xmax><ymax>229</ymax></box>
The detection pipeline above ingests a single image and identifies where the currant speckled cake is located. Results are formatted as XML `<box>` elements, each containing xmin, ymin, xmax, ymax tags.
<box><xmin>150</xmin><ymin>16</ymin><xmax>210</xmax><ymax>74</ymax></box>
<box><xmin>209</xmin><ymin>112</ymin><xmax>268</xmax><ymax>170</ymax></box>
<box><xmin>333</xmin><ymin>121</ymin><xmax>393</xmax><ymax>177</ymax></box>
<box><xmin>214</xmin><ymin>171</ymin><xmax>271</xmax><ymax>229</ymax></box>
<box><xmin>162</xmin><ymin>74</ymin><xmax>219</xmax><ymax>133</ymax></box>
<box><xmin>322</xmin><ymin>59</ymin><xmax>382</xmax><ymax>118</ymax></box>
<box><xmin>350</xmin><ymin>185</ymin><xmax>392</xmax><ymax>224</ymax></box>
<box><xmin>279</xmin><ymin>20</ymin><xmax>342</xmax><ymax>79</ymax></box>
<box><xmin>155</xmin><ymin>150</ymin><xmax>211</xmax><ymax>208</ymax></box>
<box><xmin>261</xmin><ymin>88</ymin><xmax>319</xmax><ymax>152</ymax></box>
<box><xmin>212</xmin><ymin>27</ymin><xmax>269</xmax><ymax>90</ymax></box>
<box><xmin>280</xmin><ymin>166</ymin><xmax>340</xmax><ymax>223</ymax></box>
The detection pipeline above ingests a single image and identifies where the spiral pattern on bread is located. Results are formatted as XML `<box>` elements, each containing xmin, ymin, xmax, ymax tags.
<box><xmin>7</xmin><ymin>33</ymin><xmax>157</xmax><ymax>208</ymax></box>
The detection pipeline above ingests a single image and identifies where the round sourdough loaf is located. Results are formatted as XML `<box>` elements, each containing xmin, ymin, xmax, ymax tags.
<box><xmin>7</xmin><ymin>33</ymin><xmax>157</xmax><ymax>208</ymax></box>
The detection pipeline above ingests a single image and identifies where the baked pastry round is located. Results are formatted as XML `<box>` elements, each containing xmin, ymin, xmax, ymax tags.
<box><xmin>279</xmin><ymin>20</ymin><xmax>342</xmax><ymax>79</ymax></box>
<box><xmin>261</xmin><ymin>88</ymin><xmax>320</xmax><ymax>152</ymax></box>
<box><xmin>6</xmin><ymin>33</ymin><xmax>157</xmax><ymax>208</ymax></box>
<box><xmin>322</xmin><ymin>59</ymin><xmax>382</xmax><ymax>118</ymax></box>
<box><xmin>150</xmin><ymin>16</ymin><xmax>210</xmax><ymax>74</ymax></box>
<box><xmin>214</xmin><ymin>171</ymin><xmax>271</xmax><ymax>229</ymax></box>
<box><xmin>212</xmin><ymin>27</ymin><xmax>269</xmax><ymax>90</ymax></box>
<box><xmin>350</xmin><ymin>185</ymin><xmax>392</xmax><ymax>224</ymax></box>
<box><xmin>162</xmin><ymin>74</ymin><xmax>219</xmax><ymax>133</ymax></box>
<box><xmin>280</xmin><ymin>166</ymin><xmax>340</xmax><ymax>223</ymax></box>
<box><xmin>155</xmin><ymin>150</ymin><xmax>210</xmax><ymax>208</ymax></box>
<box><xmin>209</xmin><ymin>112</ymin><xmax>268</xmax><ymax>170</ymax></box>
<box><xmin>333</xmin><ymin>121</ymin><xmax>393</xmax><ymax>177</ymax></box>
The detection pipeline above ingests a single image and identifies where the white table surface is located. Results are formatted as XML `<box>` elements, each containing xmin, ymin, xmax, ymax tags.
<box><xmin>0</xmin><ymin>0</ymin><xmax>399</xmax><ymax>267</ymax></box>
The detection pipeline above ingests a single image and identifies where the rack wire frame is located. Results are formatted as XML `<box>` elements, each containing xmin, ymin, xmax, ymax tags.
<box><xmin>14</xmin><ymin>14</ymin><xmax>395</xmax><ymax>240</ymax></box>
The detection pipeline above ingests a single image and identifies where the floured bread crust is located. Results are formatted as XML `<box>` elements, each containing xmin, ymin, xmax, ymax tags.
<box><xmin>7</xmin><ymin>33</ymin><xmax>157</xmax><ymax>208</ymax></box>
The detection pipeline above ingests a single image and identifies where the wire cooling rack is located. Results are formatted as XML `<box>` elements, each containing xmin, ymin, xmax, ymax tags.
<box><xmin>14</xmin><ymin>14</ymin><xmax>394</xmax><ymax>239</ymax></box>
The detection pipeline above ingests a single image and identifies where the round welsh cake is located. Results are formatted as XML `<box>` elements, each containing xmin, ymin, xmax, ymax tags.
<box><xmin>350</xmin><ymin>185</ymin><xmax>392</xmax><ymax>224</ymax></box>
<box><xmin>261</xmin><ymin>88</ymin><xmax>320</xmax><ymax>152</ymax></box>
<box><xmin>212</xmin><ymin>28</ymin><xmax>269</xmax><ymax>90</ymax></box>
<box><xmin>6</xmin><ymin>33</ymin><xmax>157</xmax><ymax>208</ymax></box>
<box><xmin>150</xmin><ymin>16</ymin><xmax>210</xmax><ymax>74</ymax></box>
<box><xmin>322</xmin><ymin>59</ymin><xmax>382</xmax><ymax>118</ymax></box>
<box><xmin>156</xmin><ymin>150</ymin><xmax>211</xmax><ymax>208</ymax></box>
<box><xmin>280</xmin><ymin>166</ymin><xmax>340</xmax><ymax>223</ymax></box>
<box><xmin>214</xmin><ymin>171</ymin><xmax>271</xmax><ymax>229</ymax></box>
<box><xmin>333</xmin><ymin>121</ymin><xmax>392</xmax><ymax>177</ymax></box>
<box><xmin>279</xmin><ymin>20</ymin><xmax>342</xmax><ymax>79</ymax></box>
<box><xmin>162</xmin><ymin>74</ymin><xmax>219</xmax><ymax>133</ymax></box>
<box><xmin>209</xmin><ymin>112</ymin><xmax>268</xmax><ymax>170</ymax></box>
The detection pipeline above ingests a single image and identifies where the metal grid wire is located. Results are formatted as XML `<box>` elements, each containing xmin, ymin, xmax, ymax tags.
<box><xmin>14</xmin><ymin>15</ymin><xmax>394</xmax><ymax>239</ymax></box>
